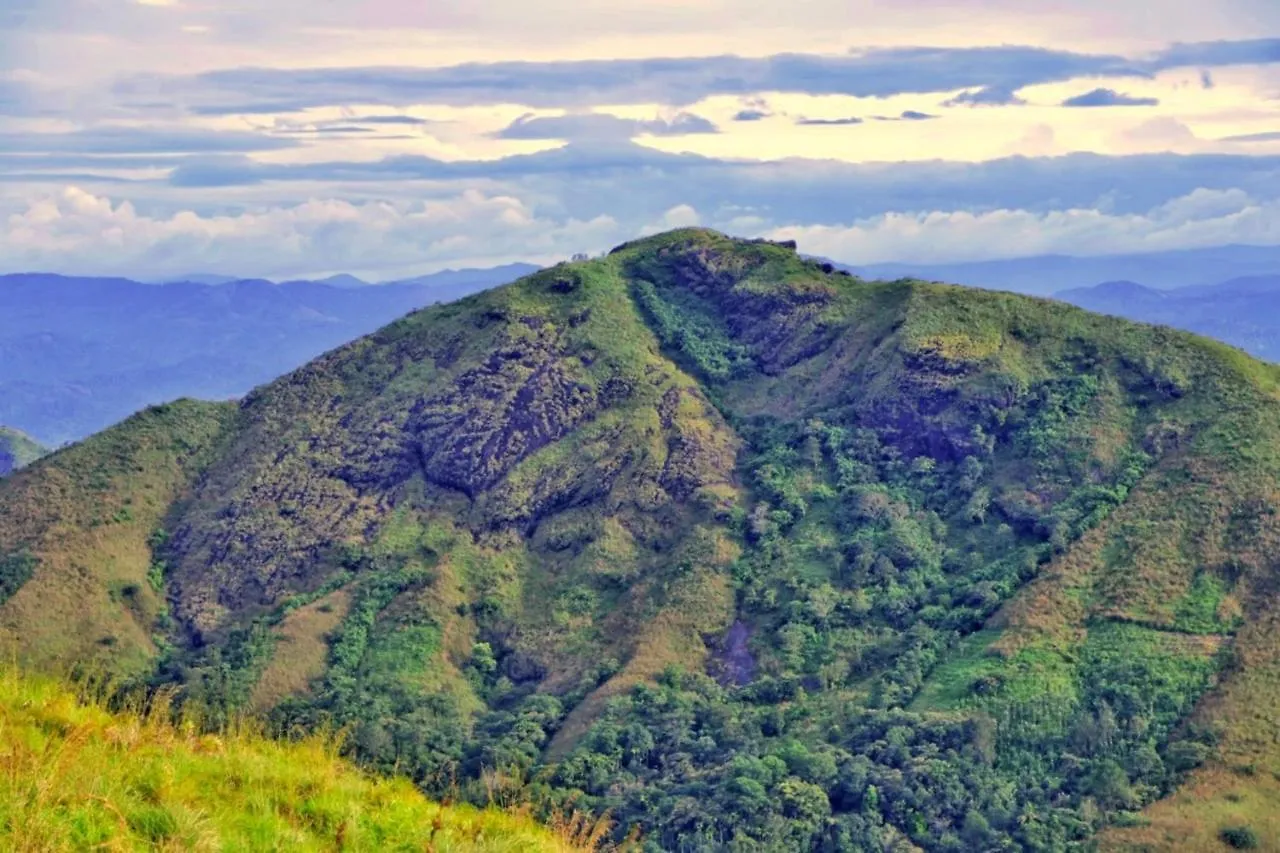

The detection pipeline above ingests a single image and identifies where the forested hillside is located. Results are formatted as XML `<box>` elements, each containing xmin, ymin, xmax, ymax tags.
<box><xmin>3</xmin><ymin>229</ymin><xmax>1279</xmax><ymax>851</ymax></box>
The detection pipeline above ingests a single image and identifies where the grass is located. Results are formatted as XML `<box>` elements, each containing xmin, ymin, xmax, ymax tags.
<box><xmin>249</xmin><ymin>589</ymin><xmax>353</xmax><ymax>713</ymax></box>
<box><xmin>0</xmin><ymin>666</ymin><xmax>605</xmax><ymax>852</ymax></box>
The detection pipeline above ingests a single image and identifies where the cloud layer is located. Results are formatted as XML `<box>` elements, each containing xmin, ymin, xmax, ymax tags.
<box><xmin>6</xmin><ymin>161</ymin><xmax>1280</xmax><ymax>278</ymax></box>
<box><xmin>4</xmin><ymin>2</ymin><xmax>1280</xmax><ymax>277</ymax></box>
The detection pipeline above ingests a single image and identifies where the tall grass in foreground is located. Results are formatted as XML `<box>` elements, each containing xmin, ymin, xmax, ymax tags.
<box><xmin>0</xmin><ymin>668</ymin><xmax>607</xmax><ymax>852</ymax></box>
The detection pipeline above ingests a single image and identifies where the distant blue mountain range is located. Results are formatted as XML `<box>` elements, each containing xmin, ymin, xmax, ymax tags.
<box><xmin>0</xmin><ymin>264</ymin><xmax>538</xmax><ymax>444</ymax></box>
<box><xmin>843</xmin><ymin>244</ymin><xmax>1280</xmax><ymax>296</ymax></box>
<box><xmin>1054</xmin><ymin>275</ymin><xmax>1280</xmax><ymax>363</ymax></box>
<box><xmin>828</xmin><ymin>244</ymin><xmax>1280</xmax><ymax>364</ymax></box>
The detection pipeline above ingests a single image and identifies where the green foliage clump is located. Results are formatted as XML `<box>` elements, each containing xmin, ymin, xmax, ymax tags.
<box><xmin>1220</xmin><ymin>825</ymin><xmax>1260</xmax><ymax>849</ymax></box>
<box><xmin>0</xmin><ymin>550</ymin><xmax>36</xmax><ymax>606</ymax></box>
<box><xmin>633</xmin><ymin>280</ymin><xmax>754</xmax><ymax>381</ymax></box>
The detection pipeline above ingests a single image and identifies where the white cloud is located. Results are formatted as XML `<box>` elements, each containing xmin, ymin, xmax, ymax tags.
<box><xmin>8</xmin><ymin>183</ymin><xmax>1280</xmax><ymax>279</ymax></box>
<box><xmin>766</xmin><ymin>188</ymin><xmax>1280</xmax><ymax>264</ymax></box>
<box><xmin>0</xmin><ymin>187</ymin><xmax>623</xmax><ymax>278</ymax></box>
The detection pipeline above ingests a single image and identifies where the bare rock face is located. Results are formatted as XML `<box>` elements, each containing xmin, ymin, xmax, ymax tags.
<box><xmin>658</xmin><ymin>386</ymin><xmax>740</xmax><ymax>500</ymax></box>
<box><xmin>408</xmin><ymin>325</ymin><xmax>601</xmax><ymax>498</ymax></box>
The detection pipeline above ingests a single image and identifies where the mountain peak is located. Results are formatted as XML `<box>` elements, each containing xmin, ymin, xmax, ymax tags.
<box><xmin>1056</xmin><ymin>278</ymin><xmax>1166</xmax><ymax>303</ymax></box>
<box><xmin>607</xmin><ymin>226</ymin><xmax>798</xmax><ymax>258</ymax></box>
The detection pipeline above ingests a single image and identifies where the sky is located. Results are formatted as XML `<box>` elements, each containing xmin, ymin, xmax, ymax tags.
<box><xmin>4</xmin><ymin>1</ymin><xmax>1280</xmax><ymax>279</ymax></box>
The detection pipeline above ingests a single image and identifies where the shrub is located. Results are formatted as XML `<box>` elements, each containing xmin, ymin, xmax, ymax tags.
<box><xmin>1220</xmin><ymin>826</ymin><xmax>1259</xmax><ymax>849</ymax></box>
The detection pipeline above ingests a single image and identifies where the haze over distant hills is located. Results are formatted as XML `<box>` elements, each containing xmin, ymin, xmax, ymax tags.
<box><xmin>843</xmin><ymin>244</ymin><xmax>1280</xmax><ymax>297</ymax></box>
<box><xmin>1056</xmin><ymin>275</ymin><xmax>1280</xmax><ymax>363</ymax></box>
<box><xmin>0</xmin><ymin>264</ymin><xmax>538</xmax><ymax>445</ymax></box>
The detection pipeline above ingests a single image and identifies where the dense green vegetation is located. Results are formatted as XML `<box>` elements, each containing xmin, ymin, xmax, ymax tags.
<box><xmin>0</xmin><ymin>426</ymin><xmax>45</xmax><ymax>476</ymax></box>
<box><xmin>3</xmin><ymin>229</ymin><xmax>1280</xmax><ymax>851</ymax></box>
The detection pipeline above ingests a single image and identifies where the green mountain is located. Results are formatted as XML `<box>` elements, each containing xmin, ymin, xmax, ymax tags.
<box><xmin>0</xmin><ymin>426</ymin><xmax>46</xmax><ymax>476</ymax></box>
<box><xmin>3</xmin><ymin>229</ymin><xmax>1280</xmax><ymax>851</ymax></box>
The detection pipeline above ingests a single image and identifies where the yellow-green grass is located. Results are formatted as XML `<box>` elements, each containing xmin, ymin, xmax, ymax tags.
<box><xmin>0</xmin><ymin>668</ymin><xmax>594</xmax><ymax>852</ymax></box>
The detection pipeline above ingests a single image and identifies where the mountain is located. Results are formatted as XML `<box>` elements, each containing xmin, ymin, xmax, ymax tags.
<box><xmin>385</xmin><ymin>262</ymin><xmax>542</xmax><ymax>289</ymax></box>
<box><xmin>0</xmin><ymin>264</ymin><xmax>536</xmax><ymax>445</ymax></box>
<box><xmin>319</xmin><ymin>273</ymin><xmax>369</xmax><ymax>288</ymax></box>
<box><xmin>0</xmin><ymin>667</ymin><xmax>590</xmax><ymax>851</ymax></box>
<box><xmin>847</xmin><ymin>243</ymin><xmax>1280</xmax><ymax>296</ymax></box>
<box><xmin>1177</xmin><ymin>274</ymin><xmax>1280</xmax><ymax>299</ymax></box>
<box><xmin>0</xmin><ymin>427</ymin><xmax>45</xmax><ymax>477</ymax></box>
<box><xmin>160</xmin><ymin>273</ymin><xmax>245</xmax><ymax>285</ymax></box>
<box><xmin>1059</xmin><ymin>277</ymin><xmax>1280</xmax><ymax>362</ymax></box>
<box><xmin>2</xmin><ymin>229</ymin><xmax>1279</xmax><ymax>851</ymax></box>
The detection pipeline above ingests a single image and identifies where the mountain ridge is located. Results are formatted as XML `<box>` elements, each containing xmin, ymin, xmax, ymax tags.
<box><xmin>3</xmin><ymin>228</ymin><xmax>1280</xmax><ymax>851</ymax></box>
<box><xmin>1058</xmin><ymin>275</ymin><xmax>1280</xmax><ymax>362</ymax></box>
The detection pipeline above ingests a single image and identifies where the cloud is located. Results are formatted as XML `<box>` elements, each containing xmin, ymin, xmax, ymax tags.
<box><xmin>493</xmin><ymin>111</ymin><xmax>718</xmax><ymax>140</ymax></box>
<box><xmin>260</xmin><ymin>114</ymin><xmax>436</xmax><ymax>136</ymax></box>
<box><xmin>1149</xmin><ymin>38</ymin><xmax>1280</xmax><ymax>71</ymax></box>
<box><xmin>796</xmin><ymin>116</ymin><xmax>864</xmax><ymax>126</ymax></box>
<box><xmin>873</xmin><ymin>110</ymin><xmax>938</xmax><ymax>121</ymax></box>
<box><xmin>733</xmin><ymin>109</ymin><xmax>771</xmax><ymax>121</ymax></box>
<box><xmin>138</xmin><ymin>146</ymin><xmax>1280</xmax><ymax>228</ymax></box>
<box><xmin>8</xmin><ymin>178</ymin><xmax>1280</xmax><ymax>280</ymax></box>
<box><xmin>1220</xmin><ymin>130</ymin><xmax>1280</xmax><ymax>143</ymax></box>
<box><xmin>35</xmin><ymin>38</ymin><xmax>1280</xmax><ymax>120</ymax></box>
<box><xmin>1061</xmin><ymin>88</ymin><xmax>1159</xmax><ymax>107</ymax></box>
<box><xmin>941</xmin><ymin>85</ymin><xmax>1027</xmax><ymax>106</ymax></box>
<box><xmin>639</xmin><ymin>203</ymin><xmax>701</xmax><ymax>235</ymax></box>
<box><xmin>765</xmin><ymin>187</ymin><xmax>1280</xmax><ymax>264</ymax></box>
<box><xmin>1112</xmin><ymin>117</ymin><xmax>1198</xmax><ymax>150</ymax></box>
<box><xmin>1010</xmin><ymin>124</ymin><xmax>1058</xmax><ymax>157</ymax></box>
<box><xmin>120</xmin><ymin>45</ymin><xmax>1148</xmax><ymax>113</ymax></box>
<box><xmin>349</xmin><ymin>114</ymin><xmax>433</xmax><ymax>125</ymax></box>
<box><xmin>0</xmin><ymin>186</ymin><xmax>623</xmax><ymax>278</ymax></box>
<box><xmin>273</xmin><ymin>125</ymin><xmax>378</xmax><ymax>135</ymax></box>
<box><xmin>0</xmin><ymin>80</ymin><xmax>35</xmax><ymax>116</ymax></box>
<box><xmin>0</xmin><ymin>126</ymin><xmax>298</xmax><ymax>154</ymax></box>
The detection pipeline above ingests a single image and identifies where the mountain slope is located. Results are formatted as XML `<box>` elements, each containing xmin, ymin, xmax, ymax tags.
<box><xmin>0</xmin><ymin>667</ymin><xmax>588</xmax><ymax>852</ymax></box>
<box><xmin>0</xmin><ymin>426</ymin><xmax>45</xmax><ymax>476</ymax></box>
<box><xmin>3</xmin><ymin>229</ymin><xmax>1280</xmax><ymax>851</ymax></box>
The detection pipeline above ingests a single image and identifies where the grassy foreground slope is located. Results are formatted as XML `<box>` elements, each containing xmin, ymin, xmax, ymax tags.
<box><xmin>3</xmin><ymin>230</ymin><xmax>1280</xmax><ymax>850</ymax></box>
<box><xmin>0</xmin><ymin>426</ymin><xmax>45</xmax><ymax>476</ymax></box>
<box><xmin>0</xmin><ymin>668</ymin><xmax>590</xmax><ymax>852</ymax></box>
